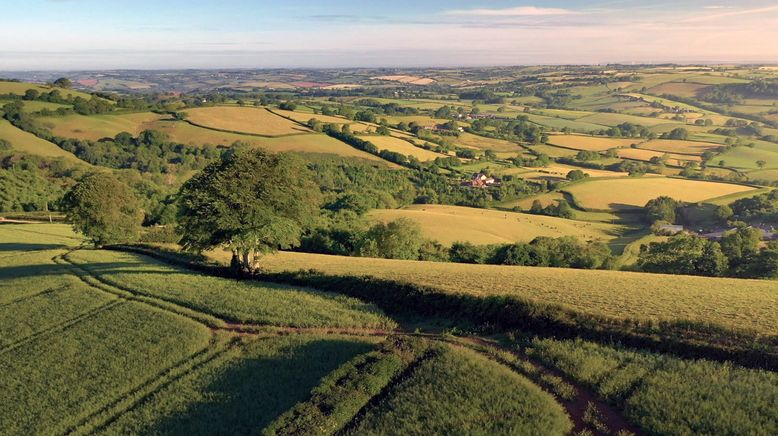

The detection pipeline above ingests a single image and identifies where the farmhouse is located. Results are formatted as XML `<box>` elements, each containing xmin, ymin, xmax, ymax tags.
<box><xmin>464</xmin><ymin>173</ymin><xmax>499</xmax><ymax>188</ymax></box>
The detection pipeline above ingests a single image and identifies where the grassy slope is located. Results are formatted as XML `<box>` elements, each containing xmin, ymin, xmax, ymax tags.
<box><xmin>184</xmin><ymin>106</ymin><xmax>311</xmax><ymax>136</ymax></box>
<box><xmin>368</xmin><ymin>204</ymin><xmax>625</xmax><ymax>245</ymax></box>
<box><xmin>0</xmin><ymin>119</ymin><xmax>85</xmax><ymax>163</ymax></box>
<box><xmin>251</xmin><ymin>251</ymin><xmax>778</xmax><ymax>336</ymax></box>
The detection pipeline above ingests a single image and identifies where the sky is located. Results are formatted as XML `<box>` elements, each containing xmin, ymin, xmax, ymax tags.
<box><xmin>1</xmin><ymin>0</ymin><xmax>778</xmax><ymax>70</ymax></box>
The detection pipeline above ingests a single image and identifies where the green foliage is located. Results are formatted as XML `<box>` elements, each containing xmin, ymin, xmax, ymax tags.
<box><xmin>346</xmin><ymin>345</ymin><xmax>572</xmax><ymax>435</ymax></box>
<box><xmin>731</xmin><ymin>189</ymin><xmax>778</xmax><ymax>222</ymax></box>
<box><xmin>63</xmin><ymin>172</ymin><xmax>143</xmax><ymax>246</ymax></box>
<box><xmin>528</xmin><ymin>337</ymin><xmax>778</xmax><ymax>436</ymax></box>
<box><xmin>177</xmin><ymin>148</ymin><xmax>321</xmax><ymax>273</ymax></box>
<box><xmin>638</xmin><ymin>234</ymin><xmax>728</xmax><ymax>277</ymax></box>
<box><xmin>566</xmin><ymin>169</ymin><xmax>588</xmax><ymax>181</ymax></box>
<box><xmin>644</xmin><ymin>196</ymin><xmax>682</xmax><ymax>224</ymax></box>
<box><xmin>357</xmin><ymin>218</ymin><xmax>424</xmax><ymax>260</ymax></box>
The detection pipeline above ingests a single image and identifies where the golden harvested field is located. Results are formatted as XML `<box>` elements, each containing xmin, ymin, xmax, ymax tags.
<box><xmin>565</xmin><ymin>177</ymin><xmax>756</xmax><ymax>210</ymax></box>
<box><xmin>546</xmin><ymin>135</ymin><xmax>639</xmax><ymax>151</ymax></box>
<box><xmin>503</xmin><ymin>164</ymin><xmax>630</xmax><ymax>182</ymax></box>
<box><xmin>185</xmin><ymin>106</ymin><xmax>309</xmax><ymax>136</ymax></box>
<box><xmin>639</xmin><ymin>139</ymin><xmax>720</xmax><ymax>155</ymax></box>
<box><xmin>363</xmin><ymin>135</ymin><xmax>446</xmax><ymax>161</ymax></box>
<box><xmin>616</xmin><ymin>147</ymin><xmax>701</xmax><ymax>165</ymax></box>
<box><xmin>0</xmin><ymin>119</ymin><xmax>85</xmax><ymax>163</ymax></box>
<box><xmin>38</xmin><ymin>112</ymin><xmax>164</xmax><ymax>140</ymax></box>
<box><xmin>248</xmin><ymin>251</ymin><xmax>778</xmax><ymax>336</ymax></box>
<box><xmin>455</xmin><ymin>132</ymin><xmax>523</xmax><ymax>152</ymax></box>
<box><xmin>372</xmin><ymin>75</ymin><xmax>435</xmax><ymax>85</ymax></box>
<box><xmin>275</xmin><ymin>109</ymin><xmax>347</xmax><ymax>125</ymax></box>
<box><xmin>368</xmin><ymin>204</ymin><xmax>623</xmax><ymax>245</ymax></box>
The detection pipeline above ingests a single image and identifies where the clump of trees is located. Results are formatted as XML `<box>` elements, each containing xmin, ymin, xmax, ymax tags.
<box><xmin>63</xmin><ymin>173</ymin><xmax>142</xmax><ymax>246</ymax></box>
<box><xmin>638</xmin><ymin>229</ymin><xmax>778</xmax><ymax>279</ymax></box>
<box><xmin>177</xmin><ymin>149</ymin><xmax>321</xmax><ymax>274</ymax></box>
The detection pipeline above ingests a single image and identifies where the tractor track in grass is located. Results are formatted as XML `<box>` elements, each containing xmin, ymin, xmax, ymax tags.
<box><xmin>56</xmin><ymin>247</ymin><xmax>640</xmax><ymax>435</ymax></box>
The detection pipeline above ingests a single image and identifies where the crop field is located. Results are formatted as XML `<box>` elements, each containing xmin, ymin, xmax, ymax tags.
<box><xmin>529</xmin><ymin>144</ymin><xmax>578</xmax><ymax>158</ymax></box>
<box><xmin>616</xmin><ymin>147</ymin><xmax>701</xmax><ymax>166</ymax></box>
<box><xmin>577</xmin><ymin>112</ymin><xmax>679</xmax><ymax>128</ymax></box>
<box><xmin>546</xmin><ymin>134</ymin><xmax>639</xmax><ymax>151</ymax></box>
<box><xmin>503</xmin><ymin>164</ymin><xmax>630</xmax><ymax>183</ymax></box>
<box><xmin>564</xmin><ymin>176</ymin><xmax>755</xmax><ymax>210</ymax></box>
<box><xmin>38</xmin><ymin>112</ymin><xmax>164</xmax><ymax>140</ymax></box>
<box><xmin>528</xmin><ymin>338</ymin><xmax>778</xmax><ymax>435</ymax></box>
<box><xmin>254</xmin><ymin>250</ymin><xmax>778</xmax><ymax>336</ymax></box>
<box><xmin>361</xmin><ymin>135</ymin><xmax>446</xmax><ymax>161</ymax></box>
<box><xmin>524</xmin><ymin>113</ymin><xmax>607</xmax><ymax>132</ymax></box>
<box><xmin>348</xmin><ymin>346</ymin><xmax>572</xmax><ymax>435</ymax></box>
<box><xmin>369</xmin><ymin>204</ymin><xmax>624</xmax><ymax>245</ymax></box>
<box><xmin>639</xmin><ymin>139</ymin><xmax>720</xmax><ymax>155</ymax></box>
<box><xmin>647</xmin><ymin>81</ymin><xmax>710</xmax><ymax>97</ymax></box>
<box><xmin>184</xmin><ymin>106</ymin><xmax>310</xmax><ymax>136</ymax></box>
<box><xmin>2</xmin><ymin>224</ymin><xmax>591</xmax><ymax>434</ymax></box>
<box><xmin>454</xmin><ymin>132</ymin><xmax>523</xmax><ymax>152</ymax></box>
<box><xmin>0</xmin><ymin>119</ymin><xmax>85</xmax><ymax>163</ymax></box>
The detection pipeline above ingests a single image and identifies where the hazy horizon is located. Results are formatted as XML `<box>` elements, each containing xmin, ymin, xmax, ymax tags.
<box><xmin>2</xmin><ymin>0</ymin><xmax>778</xmax><ymax>70</ymax></box>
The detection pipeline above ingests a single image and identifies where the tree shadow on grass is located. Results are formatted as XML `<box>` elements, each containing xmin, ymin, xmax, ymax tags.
<box><xmin>145</xmin><ymin>338</ymin><xmax>374</xmax><ymax>435</ymax></box>
<box><xmin>0</xmin><ymin>243</ymin><xmax>69</xmax><ymax>252</ymax></box>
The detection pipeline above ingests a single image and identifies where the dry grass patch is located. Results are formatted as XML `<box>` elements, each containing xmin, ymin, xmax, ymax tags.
<box><xmin>565</xmin><ymin>177</ymin><xmax>756</xmax><ymax>210</ymax></box>
<box><xmin>363</xmin><ymin>135</ymin><xmax>446</xmax><ymax>161</ymax></box>
<box><xmin>639</xmin><ymin>139</ymin><xmax>720</xmax><ymax>155</ymax></box>
<box><xmin>369</xmin><ymin>204</ymin><xmax>623</xmax><ymax>245</ymax></box>
<box><xmin>185</xmin><ymin>106</ymin><xmax>309</xmax><ymax>136</ymax></box>
<box><xmin>456</xmin><ymin>132</ymin><xmax>523</xmax><ymax>152</ymax></box>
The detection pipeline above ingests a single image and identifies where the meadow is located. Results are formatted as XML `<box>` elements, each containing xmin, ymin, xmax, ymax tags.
<box><xmin>368</xmin><ymin>204</ymin><xmax>624</xmax><ymax>245</ymax></box>
<box><xmin>563</xmin><ymin>177</ymin><xmax>757</xmax><ymax>210</ymax></box>
<box><xmin>38</xmin><ymin>112</ymin><xmax>164</xmax><ymax>140</ymax></box>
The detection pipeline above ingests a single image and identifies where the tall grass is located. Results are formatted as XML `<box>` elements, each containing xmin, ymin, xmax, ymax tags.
<box><xmin>346</xmin><ymin>345</ymin><xmax>573</xmax><ymax>435</ymax></box>
<box><xmin>527</xmin><ymin>338</ymin><xmax>778</xmax><ymax>435</ymax></box>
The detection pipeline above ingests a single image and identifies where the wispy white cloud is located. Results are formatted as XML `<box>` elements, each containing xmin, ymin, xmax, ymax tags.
<box><xmin>683</xmin><ymin>4</ymin><xmax>778</xmax><ymax>22</ymax></box>
<box><xmin>444</xmin><ymin>6</ymin><xmax>575</xmax><ymax>17</ymax></box>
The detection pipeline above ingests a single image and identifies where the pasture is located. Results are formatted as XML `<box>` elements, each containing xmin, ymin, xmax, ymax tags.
<box><xmin>564</xmin><ymin>177</ymin><xmax>756</xmax><ymax>210</ymax></box>
<box><xmin>38</xmin><ymin>112</ymin><xmax>164</xmax><ymax>141</ymax></box>
<box><xmin>184</xmin><ymin>106</ymin><xmax>310</xmax><ymax>136</ymax></box>
<box><xmin>368</xmin><ymin>204</ymin><xmax>624</xmax><ymax>245</ymax></box>
<box><xmin>0</xmin><ymin>119</ymin><xmax>85</xmax><ymax>163</ymax></box>
<box><xmin>639</xmin><ymin>139</ymin><xmax>720</xmax><ymax>155</ymax></box>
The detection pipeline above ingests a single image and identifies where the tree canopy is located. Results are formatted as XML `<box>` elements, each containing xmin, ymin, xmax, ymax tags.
<box><xmin>177</xmin><ymin>148</ymin><xmax>321</xmax><ymax>274</ymax></box>
<box><xmin>63</xmin><ymin>172</ymin><xmax>142</xmax><ymax>246</ymax></box>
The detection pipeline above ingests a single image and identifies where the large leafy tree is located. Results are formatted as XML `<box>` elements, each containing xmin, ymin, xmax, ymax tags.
<box><xmin>177</xmin><ymin>149</ymin><xmax>321</xmax><ymax>274</ymax></box>
<box><xmin>64</xmin><ymin>172</ymin><xmax>142</xmax><ymax>246</ymax></box>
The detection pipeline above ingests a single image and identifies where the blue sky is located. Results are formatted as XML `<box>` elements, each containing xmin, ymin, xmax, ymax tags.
<box><xmin>2</xmin><ymin>0</ymin><xmax>778</xmax><ymax>70</ymax></box>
